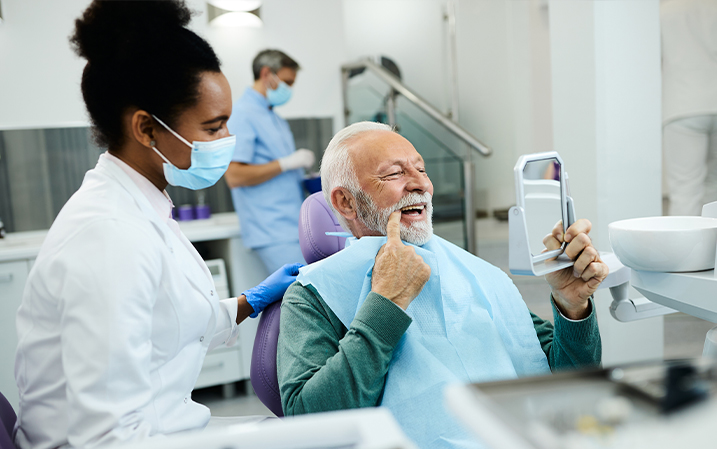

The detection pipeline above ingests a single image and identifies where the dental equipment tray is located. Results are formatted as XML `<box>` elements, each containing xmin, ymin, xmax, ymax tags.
<box><xmin>446</xmin><ymin>358</ymin><xmax>717</xmax><ymax>449</ymax></box>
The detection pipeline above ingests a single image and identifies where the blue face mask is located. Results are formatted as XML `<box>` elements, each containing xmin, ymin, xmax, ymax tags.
<box><xmin>266</xmin><ymin>73</ymin><xmax>293</xmax><ymax>107</ymax></box>
<box><xmin>150</xmin><ymin>115</ymin><xmax>236</xmax><ymax>190</ymax></box>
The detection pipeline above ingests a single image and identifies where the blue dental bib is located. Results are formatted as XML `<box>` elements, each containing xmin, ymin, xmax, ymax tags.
<box><xmin>297</xmin><ymin>235</ymin><xmax>550</xmax><ymax>448</ymax></box>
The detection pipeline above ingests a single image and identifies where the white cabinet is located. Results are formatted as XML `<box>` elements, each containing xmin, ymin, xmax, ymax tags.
<box><xmin>195</xmin><ymin>258</ymin><xmax>242</xmax><ymax>391</ymax></box>
<box><xmin>195</xmin><ymin>347</ymin><xmax>244</xmax><ymax>390</ymax></box>
<box><xmin>0</xmin><ymin>213</ymin><xmax>269</xmax><ymax>409</ymax></box>
<box><xmin>0</xmin><ymin>260</ymin><xmax>30</xmax><ymax>410</ymax></box>
<box><xmin>190</xmin><ymin>237</ymin><xmax>267</xmax><ymax>391</ymax></box>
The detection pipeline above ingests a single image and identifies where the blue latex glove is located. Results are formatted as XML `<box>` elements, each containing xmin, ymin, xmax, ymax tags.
<box><xmin>243</xmin><ymin>263</ymin><xmax>303</xmax><ymax>318</ymax></box>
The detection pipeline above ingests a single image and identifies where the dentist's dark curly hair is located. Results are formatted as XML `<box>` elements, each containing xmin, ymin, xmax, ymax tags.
<box><xmin>70</xmin><ymin>0</ymin><xmax>221</xmax><ymax>150</ymax></box>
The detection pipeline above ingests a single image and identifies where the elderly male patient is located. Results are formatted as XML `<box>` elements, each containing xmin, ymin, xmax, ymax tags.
<box><xmin>277</xmin><ymin>121</ymin><xmax>607</xmax><ymax>448</ymax></box>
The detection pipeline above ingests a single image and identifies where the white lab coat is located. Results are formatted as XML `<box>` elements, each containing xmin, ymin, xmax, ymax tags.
<box><xmin>13</xmin><ymin>155</ymin><xmax>240</xmax><ymax>449</ymax></box>
<box><xmin>661</xmin><ymin>0</ymin><xmax>717</xmax><ymax>124</ymax></box>
<box><xmin>662</xmin><ymin>0</ymin><xmax>717</xmax><ymax>215</ymax></box>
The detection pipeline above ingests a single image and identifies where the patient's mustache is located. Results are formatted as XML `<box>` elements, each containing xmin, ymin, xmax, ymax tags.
<box><xmin>390</xmin><ymin>192</ymin><xmax>433</xmax><ymax>212</ymax></box>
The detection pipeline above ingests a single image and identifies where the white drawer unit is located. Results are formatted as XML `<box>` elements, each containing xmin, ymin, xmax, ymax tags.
<box><xmin>0</xmin><ymin>260</ymin><xmax>30</xmax><ymax>410</ymax></box>
<box><xmin>205</xmin><ymin>258</ymin><xmax>230</xmax><ymax>299</ymax></box>
<box><xmin>194</xmin><ymin>347</ymin><xmax>243</xmax><ymax>390</ymax></box>
<box><xmin>195</xmin><ymin>259</ymin><xmax>242</xmax><ymax>392</ymax></box>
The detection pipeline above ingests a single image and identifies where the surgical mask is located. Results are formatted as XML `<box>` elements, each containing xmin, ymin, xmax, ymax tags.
<box><xmin>266</xmin><ymin>73</ymin><xmax>292</xmax><ymax>107</ymax></box>
<box><xmin>150</xmin><ymin>115</ymin><xmax>236</xmax><ymax>190</ymax></box>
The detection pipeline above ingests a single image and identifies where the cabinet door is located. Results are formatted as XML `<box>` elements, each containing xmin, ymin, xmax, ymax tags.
<box><xmin>0</xmin><ymin>260</ymin><xmax>29</xmax><ymax>410</ymax></box>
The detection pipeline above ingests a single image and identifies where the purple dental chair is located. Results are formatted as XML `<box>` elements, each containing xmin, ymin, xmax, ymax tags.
<box><xmin>0</xmin><ymin>390</ymin><xmax>16</xmax><ymax>449</ymax></box>
<box><xmin>250</xmin><ymin>192</ymin><xmax>347</xmax><ymax>417</ymax></box>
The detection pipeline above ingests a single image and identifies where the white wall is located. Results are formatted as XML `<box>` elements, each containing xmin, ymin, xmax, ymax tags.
<box><xmin>550</xmin><ymin>0</ymin><xmax>664</xmax><ymax>366</ymax></box>
<box><xmin>456</xmin><ymin>0</ymin><xmax>554</xmax><ymax>212</ymax></box>
<box><xmin>191</xmin><ymin>0</ymin><xmax>346</xmax><ymax>128</ymax></box>
<box><xmin>0</xmin><ymin>0</ymin><xmax>89</xmax><ymax>129</ymax></box>
<box><xmin>342</xmin><ymin>0</ymin><xmax>448</xmax><ymax>111</ymax></box>
<box><xmin>0</xmin><ymin>0</ymin><xmax>346</xmax><ymax>131</ymax></box>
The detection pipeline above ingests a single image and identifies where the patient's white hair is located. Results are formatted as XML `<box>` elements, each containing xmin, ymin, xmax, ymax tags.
<box><xmin>320</xmin><ymin>121</ymin><xmax>394</xmax><ymax>230</ymax></box>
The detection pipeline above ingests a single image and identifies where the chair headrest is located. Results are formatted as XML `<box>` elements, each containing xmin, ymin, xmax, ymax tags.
<box><xmin>299</xmin><ymin>192</ymin><xmax>348</xmax><ymax>264</ymax></box>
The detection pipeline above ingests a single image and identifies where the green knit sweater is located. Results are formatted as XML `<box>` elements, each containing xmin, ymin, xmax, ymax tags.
<box><xmin>277</xmin><ymin>282</ymin><xmax>601</xmax><ymax>416</ymax></box>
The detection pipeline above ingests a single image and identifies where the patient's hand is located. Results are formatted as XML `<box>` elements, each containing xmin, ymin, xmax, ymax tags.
<box><xmin>543</xmin><ymin>219</ymin><xmax>608</xmax><ymax>320</ymax></box>
<box><xmin>372</xmin><ymin>211</ymin><xmax>431</xmax><ymax>310</ymax></box>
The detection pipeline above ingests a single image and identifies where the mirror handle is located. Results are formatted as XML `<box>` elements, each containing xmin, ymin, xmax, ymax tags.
<box><xmin>566</xmin><ymin>196</ymin><xmax>576</xmax><ymax>230</ymax></box>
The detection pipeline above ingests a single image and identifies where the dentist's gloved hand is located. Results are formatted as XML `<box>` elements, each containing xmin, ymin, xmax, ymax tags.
<box><xmin>278</xmin><ymin>148</ymin><xmax>315</xmax><ymax>172</ymax></box>
<box><xmin>243</xmin><ymin>263</ymin><xmax>303</xmax><ymax>318</ymax></box>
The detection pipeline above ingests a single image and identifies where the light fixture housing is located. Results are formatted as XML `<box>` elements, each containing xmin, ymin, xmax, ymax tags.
<box><xmin>207</xmin><ymin>0</ymin><xmax>262</xmax><ymax>27</ymax></box>
<box><xmin>208</xmin><ymin>0</ymin><xmax>261</xmax><ymax>11</ymax></box>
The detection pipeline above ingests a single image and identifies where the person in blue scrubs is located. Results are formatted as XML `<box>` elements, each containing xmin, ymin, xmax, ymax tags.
<box><xmin>225</xmin><ymin>49</ymin><xmax>314</xmax><ymax>273</ymax></box>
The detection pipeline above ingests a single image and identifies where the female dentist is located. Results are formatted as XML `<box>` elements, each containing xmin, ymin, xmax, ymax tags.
<box><xmin>12</xmin><ymin>2</ymin><xmax>297</xmax><ymax>448</ymax></box>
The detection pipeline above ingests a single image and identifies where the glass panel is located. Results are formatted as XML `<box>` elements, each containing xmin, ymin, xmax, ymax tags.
<box><xmin>394</xmin><ymin>108</ymin><xmax>466</xmax><ymax>249</ymax></box>
<box><xmin>345</xmin><ymin>69</ymin><xmax>392</xmax><ymax>124</ymax></box>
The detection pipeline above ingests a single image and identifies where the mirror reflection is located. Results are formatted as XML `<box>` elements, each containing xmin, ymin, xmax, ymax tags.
<box><xmin>522</xmin><ymin>158</ymin><xmax>563</xmax><ymax>256</ymax></box>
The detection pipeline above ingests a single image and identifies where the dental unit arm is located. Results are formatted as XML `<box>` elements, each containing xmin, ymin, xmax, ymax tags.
<box><xmin>508</xmin><ymin>152</ymin><xmax>676</xmax><ymax>322</ymax></box>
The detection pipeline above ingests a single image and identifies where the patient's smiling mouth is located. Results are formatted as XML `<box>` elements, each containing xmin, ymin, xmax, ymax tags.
<box><xmin>398</xmin><ymin>202</ymin><xmax>427</xmax><ymax>224</ymax></box>
<box><xmin>400</xmin><ymin>203</ymin><xmax>426</xmax><ymax>215</ymax></box>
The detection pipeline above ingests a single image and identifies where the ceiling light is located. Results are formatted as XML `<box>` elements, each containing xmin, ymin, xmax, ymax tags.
<box><xmin>210</xmin><ymin>11</ymin><xmax>262</xmax><ymax>28</ymax></box>
<box><xmin>207</xmin><ymin>1</ymin><xmax>262</xmax><ymax>27</ymax></box>
<box><xmin>208</xmin><ymin>0</ymin><xmax>261</xmax><ymax>12</ymax></box>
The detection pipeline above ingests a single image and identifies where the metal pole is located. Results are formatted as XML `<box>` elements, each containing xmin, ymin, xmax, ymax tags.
<box><xmin>446</xmin><ymin>0</ymin><xmax>460</xmax><ymax>122</ymax></box>
<box><xmin>386</xmin><ymin>90</ymin><xmax>397</xmax><ymax>128</ymax></box>
<box><xmin>445</xmin><ymin>0</ymin><xmax>476</xmax><ymax>254</ymax></box>
<box><xmin>341</xmin><ymin>68</ymin><xmax>350</xmax><ymax>126</ymax></box>
<box><xmin>463</xmin><ymin>158</ymin><xmax>476</xmax><ymax>255</ymax></box>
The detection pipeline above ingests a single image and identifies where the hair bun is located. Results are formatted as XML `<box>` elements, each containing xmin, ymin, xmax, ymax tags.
<box><xmin>70</xmin><ymin>0</ymin><xmax>194</xmax><ymax>64</ymax></box>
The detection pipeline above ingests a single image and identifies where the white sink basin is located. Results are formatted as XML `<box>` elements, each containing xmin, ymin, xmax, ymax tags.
<box><xmin>609</xmin><ymin>216</ymin><xmax>717</xmax><ymax>272</ymax></box>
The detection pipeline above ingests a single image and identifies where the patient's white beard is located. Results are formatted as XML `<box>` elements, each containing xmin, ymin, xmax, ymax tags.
<box><xmin>354</xmin><ymin>191</ymin><xmax>434</xmax><ymax>246</ymax></box>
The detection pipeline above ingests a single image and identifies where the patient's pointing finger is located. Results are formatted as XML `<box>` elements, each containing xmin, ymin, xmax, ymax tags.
<box><xmin>386</xmin><ymin>211</ymin><xmax>403</xmax><ymax>245</ymax></box>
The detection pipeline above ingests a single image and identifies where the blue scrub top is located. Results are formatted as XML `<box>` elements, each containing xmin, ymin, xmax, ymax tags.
<box><xmin>227</xmin><ymin>87</ymin><xmax>304</xmax><ymax>249</ymax></box>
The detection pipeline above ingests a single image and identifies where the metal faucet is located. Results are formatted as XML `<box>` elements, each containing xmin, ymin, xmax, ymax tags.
<box><xmin>0</xmin><ymin>217</ymin><xmax>5</xmax><ymax>239</ymax></box>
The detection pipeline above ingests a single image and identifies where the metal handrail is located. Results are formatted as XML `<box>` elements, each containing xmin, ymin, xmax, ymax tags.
<box><xmin>341</xmin><ymin>59</ymin><xmax>492</xmax><ymax>158</ymax></box>
<box><xmin>340</xmin><ymin>58</ymin><xmax>492</xmax><ymax>255</ymax></box>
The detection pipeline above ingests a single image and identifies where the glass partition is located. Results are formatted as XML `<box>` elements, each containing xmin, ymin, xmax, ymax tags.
<box><xmin>345</xmin><ymin>69</ymin><xmax>391</xmax><ymax>124</ymax></box>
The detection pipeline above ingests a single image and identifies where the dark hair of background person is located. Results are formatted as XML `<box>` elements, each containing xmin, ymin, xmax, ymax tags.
<box><xmin>70</xmin><ymin>0</ymin><xmax>222</xmax><ymax>150</ymax></box>
<box><xmin>252</xmin><ymin>49</ymin><xmax>301</xmax><ymax>80</ymax></box>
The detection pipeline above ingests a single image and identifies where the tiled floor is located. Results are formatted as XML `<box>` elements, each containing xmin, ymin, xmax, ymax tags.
<box><xmin>196</xmin><ymin>217</ymin><xmax>715</xmax><ymax>417</ymax></box>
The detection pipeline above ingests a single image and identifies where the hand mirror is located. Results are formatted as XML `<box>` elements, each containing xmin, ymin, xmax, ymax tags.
<box><xmin>509</xmin><ymin>151</ymin><xmax>575</xmax><ymax>276</ymax></box>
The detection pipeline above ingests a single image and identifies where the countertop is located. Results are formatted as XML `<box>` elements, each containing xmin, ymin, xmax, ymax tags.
<box><xmin>0</xmin><ymin>212</ymin><xmax>240</xmax><ymax>263</ymax></box>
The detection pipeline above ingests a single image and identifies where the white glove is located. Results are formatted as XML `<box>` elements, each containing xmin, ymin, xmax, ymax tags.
<box><xmin>278</xmin><ymin>148</ymin><xmax>316</xmax><ymax>172</ymax></box>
